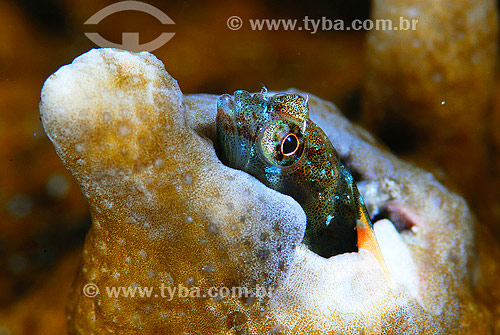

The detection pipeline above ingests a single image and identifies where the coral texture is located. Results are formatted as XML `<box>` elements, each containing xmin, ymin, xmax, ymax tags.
<box><xmin>363</xmin><ymin>0</ymin><xmax>499</xmax><ymax>233</ymax></box>
<box><xmin>40</xmin><ymin>48</ymin><xmax>495</xmax><ymax>334</ymax></box>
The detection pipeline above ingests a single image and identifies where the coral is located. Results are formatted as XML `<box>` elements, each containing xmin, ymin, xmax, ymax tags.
<box><xmin>0</xmin><ymin>0</ymin><xmax>372</xmax><ymax>331</ymax></box>
<box><xmin>39</xmin><ymin>48</ymin><xmax>499</xmax><ymax>334</ymax></box>
<box><xmin>362</xmin><ymin>0</ymin><xmax>499</xmax><ymax>237</ymax></box>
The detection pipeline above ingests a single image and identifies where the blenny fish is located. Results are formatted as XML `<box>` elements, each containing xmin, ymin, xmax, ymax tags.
<box><xmin>215</xmin><ymin>89</ymin><xmax>388</xmax><ymax>275</ymax></box>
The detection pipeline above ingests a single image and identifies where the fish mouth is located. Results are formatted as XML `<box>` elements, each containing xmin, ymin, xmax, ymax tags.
<box><xmin>215</xmin><ymin>93</ymin><xmax>239</xmax><ymax>167</ymax></box>
<box><xmin>215</xmin><ymin>90</ymin><xmax>267</xmax><ymax>171</ymax></box>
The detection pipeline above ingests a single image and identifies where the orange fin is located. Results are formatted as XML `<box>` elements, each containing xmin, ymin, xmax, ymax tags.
<box><xmin>357</xmin><ymin>219</ymin><xmax>393</xmax><ymax>286</ymax></box>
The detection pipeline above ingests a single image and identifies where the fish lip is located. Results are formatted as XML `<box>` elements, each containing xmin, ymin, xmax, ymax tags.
<box><xmin>216</xmin><ymin>94</ymin><xmax>239</xmax><ymax>166</ymax></box>
<box><xmin>218</xmin><ymin>90</ymin><xmax>266</xmax><ymax>170</ymax></box>
<box><xmin>217</xmin><ymin>93</ymin><xmax>235</xmax><ymax>119</ymax></box>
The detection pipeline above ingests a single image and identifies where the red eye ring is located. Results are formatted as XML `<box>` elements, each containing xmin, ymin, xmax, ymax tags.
<box><xmin>280</xmin><ymin>133</ymin><xmax>299</xmax><ymax>157</ymax></box>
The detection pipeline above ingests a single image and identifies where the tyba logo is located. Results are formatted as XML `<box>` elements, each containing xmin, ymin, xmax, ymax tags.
<box><xmin>84</xmin><ymin>1</ymin><xmax>175</xmax><ymax>52</ymax></box>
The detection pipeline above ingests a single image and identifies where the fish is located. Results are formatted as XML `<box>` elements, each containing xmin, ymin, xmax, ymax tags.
<box><xmin>215</xmin><ymin>88</ymin><xmax>389</xmax><ymax>278</ymax></box>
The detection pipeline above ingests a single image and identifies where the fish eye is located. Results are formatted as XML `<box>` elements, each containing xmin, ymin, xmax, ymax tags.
<box><xmin>281</xmin><ymin>133</ymin><xmax>299</xmax><ymax>157</ymax></box>
<box><xmin>259</xmin><ymin>121</ymin><xmax>303</xmax><ymax>167</ymax></box>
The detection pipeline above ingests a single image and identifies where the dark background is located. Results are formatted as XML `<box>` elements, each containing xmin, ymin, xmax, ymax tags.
<box><xmin>0</xmin><ymin>1</ymin><xmax>498</xmax><ymax>333</ymax></box>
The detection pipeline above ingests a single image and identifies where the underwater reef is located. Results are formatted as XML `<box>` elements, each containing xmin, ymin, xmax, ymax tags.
<box><xmin>0</xmin><ymin>0</ymin><xmax>498</xmax><ymax>334</ymax></box>
<box><xmin>39</xmin><ymin>48</ymin><xmax>500</xmax><ymax>334</ymax></box>
<box><xmin>363</xmin><ymin>0</ymin><xmax>500</xmax><ymax>239</ymax></box>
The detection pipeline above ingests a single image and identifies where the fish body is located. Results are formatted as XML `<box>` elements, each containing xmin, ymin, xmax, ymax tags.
<box><xmin>215</xmin><ymin>89</ymin><xmax>386</xmax><ymax>267</ymax></box>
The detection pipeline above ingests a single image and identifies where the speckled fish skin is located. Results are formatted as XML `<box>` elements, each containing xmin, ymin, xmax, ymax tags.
<box><xmin>215</xmin><ymin>89</ymin><xmax>376</xmax><ymax>257</ymax></box>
